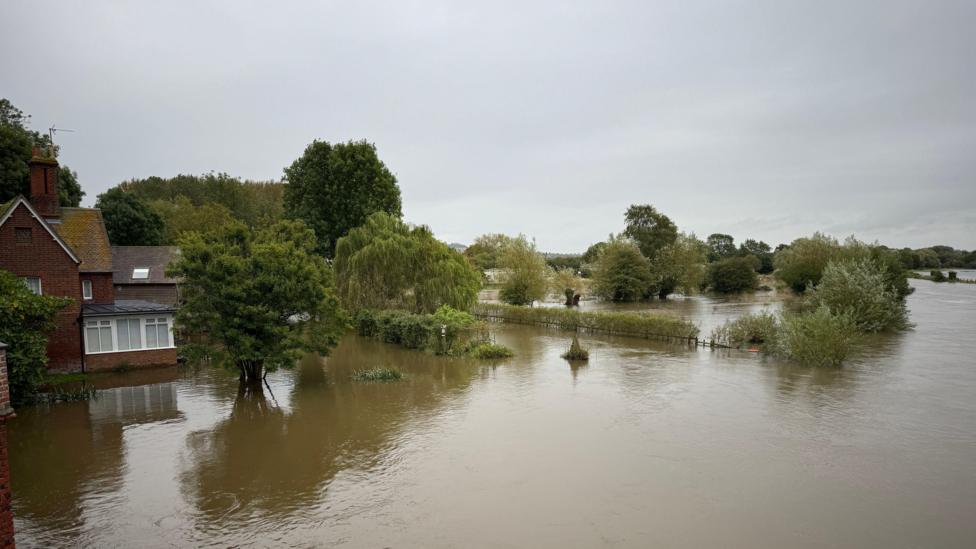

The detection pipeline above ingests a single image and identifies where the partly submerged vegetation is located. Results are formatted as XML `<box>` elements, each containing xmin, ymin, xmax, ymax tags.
<box><xmin>352</xmin><ymin>368</ymin><xmax>404</xmax><ymax>382</ymax></box>
<box><xmin>355</xmin><ymin>306</ymin><xmax>513</xmax><ymax>359</ymax></box>
<box><xmin>561</xmin><ymin>336</ymin><xmax>590</xmax><ymax>361</ymax></box>
<box><xmin>473</xmin><ymin>303</ymin><xmax>699</xmax><ymax>341</ymax></box>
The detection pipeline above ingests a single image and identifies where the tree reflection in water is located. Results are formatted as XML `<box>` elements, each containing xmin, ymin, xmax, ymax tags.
<box><xmin>180</xmin><ymin>336</ymin><xmax>483</xmax><ymax>532</ymax></box>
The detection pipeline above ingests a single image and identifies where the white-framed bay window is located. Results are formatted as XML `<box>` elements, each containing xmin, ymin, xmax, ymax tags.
<box><xmin>84</xmin><ymin>314</ymin><xmax>175</xmax><ymax>354</ymax></box>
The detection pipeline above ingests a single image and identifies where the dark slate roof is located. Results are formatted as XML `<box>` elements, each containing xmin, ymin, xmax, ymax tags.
<box><xmin>83</xmin><ymin>300</ymin><xmax>176</xmax><ymax>317</ymax></box>
<box><xmin>53</xmin><ymin>208</ymin><xmax>114</xmax><ymax>272</ymax></box>
<box><xmin>111</xmin><ymin>246</ymin><xmax>180</xmax><ymax>284</ymax></box>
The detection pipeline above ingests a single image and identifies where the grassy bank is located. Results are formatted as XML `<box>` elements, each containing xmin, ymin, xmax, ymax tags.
<box><xmin>472</xmin><ymin>303</ymin><xmax>699</xmax><ymax>341</ymax></box>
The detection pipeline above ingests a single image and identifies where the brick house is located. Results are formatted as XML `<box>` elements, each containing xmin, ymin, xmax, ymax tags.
<box><xmin>0</xmin><ymin>148</ymin><xmax>178</xmax><ymax>372</ymax></box>
<box><xmin>111</xmin><ymin>246</ymin><xmax>181</xmax><ymax>306</ymax></box>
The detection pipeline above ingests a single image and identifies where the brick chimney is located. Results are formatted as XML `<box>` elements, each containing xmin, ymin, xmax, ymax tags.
<box><xmin>29</xmin><ymin>145</ymin><xmax>60</xmax><ymax>219</ymax></box>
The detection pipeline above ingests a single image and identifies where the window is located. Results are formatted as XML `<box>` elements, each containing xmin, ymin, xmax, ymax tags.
<box><xmin>85</xmin><ymin>320</ymin><xmax>113</xmax><ymax>353</ymax></box>
<box><xmin>23</xmin><ymin>277</ymin><xmax>42</xmax><ymax>295</ymax></box>
<box><xmin>145</xmin><ymin>317</ymin><xmax>170</xmax><ymax>349</ymax></box>
<box><xmin>116</xmin><ymin>318</ymin><xmax>142</xmax><ymax>351</ymax></box>
<box><xmin>132</xmin><ymin>268</ymin><xmax>150</xmax><ymax>279</ymax></box>
<box><xmin>82</xmin><ymin>280</ymin><xmax>93</xmax><ymax>300</ymax></box>
<box><xmin>15</xmin><ymin>227</ymin><xmax>31</xmax><ymax>244</ymax></box>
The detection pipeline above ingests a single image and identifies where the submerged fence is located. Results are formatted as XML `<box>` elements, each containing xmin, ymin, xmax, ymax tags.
<box><xmin>473</xmin><ymin>303</ymin><xmax>732</xmax><ymax>346</ymax></box>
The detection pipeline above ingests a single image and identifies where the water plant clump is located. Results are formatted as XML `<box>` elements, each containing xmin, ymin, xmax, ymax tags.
<box><xmin>464</xmin><ymin>342</ymin><xmax>514</xmax><ymax>359</ymax></box>
<box><xmin>352</xmin><ymin>368</ymin><xmax>404</xmax><ymax>382</ymax></box>
<box><xmin>31</xmin><ymin>383</ymin><xmax>99</xmax><ymax>404</ymax></box>
<box><xmin>472</xmin><ymin>303</ymin><xmax>699</xmax><ymax>341</ymax></box>
<box><xmin>561</xmin><ymin>336</ymin><xmax>589</xmax><ymax>361</ymax></box>
<box><xmin>711</xmin><ymin>311</ymin><xmax>779</xmax><ymax>348</ymax></box>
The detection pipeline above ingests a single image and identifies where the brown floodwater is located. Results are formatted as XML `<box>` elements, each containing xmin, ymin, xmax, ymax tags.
<box><xmin>9</xmin><ymin>279</ymin><xmax>976</xmax><ymax>547</ymax></box>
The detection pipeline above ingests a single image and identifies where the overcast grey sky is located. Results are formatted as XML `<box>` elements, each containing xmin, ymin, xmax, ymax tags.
<box><xmin>2</xmin><ymin>1</ymin><xmax>974</xmax><ymax>251</ymax></box>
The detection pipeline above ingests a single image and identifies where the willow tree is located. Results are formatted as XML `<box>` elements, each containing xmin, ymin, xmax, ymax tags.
<box><xmin>333</xmin><ymin>212</ymin><xmax>481</xmax><ymax>313</ymax></box>
<box><xmin>168</xmin><ymin>219</ymin><xmax>346</xmax><ymax>383</ymax></box>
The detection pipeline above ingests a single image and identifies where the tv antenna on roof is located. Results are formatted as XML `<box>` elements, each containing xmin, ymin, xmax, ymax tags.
<box><xmin>46</xmin><ymin>125</ymin><xmax>75</xmax><ymax>156</ymax></box>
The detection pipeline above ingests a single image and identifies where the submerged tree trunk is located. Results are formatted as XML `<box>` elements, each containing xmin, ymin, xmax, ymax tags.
<box><xmin>236</xmin><ymin>359</ymin><xmax>264</xmax><ymax>384</ymax></box>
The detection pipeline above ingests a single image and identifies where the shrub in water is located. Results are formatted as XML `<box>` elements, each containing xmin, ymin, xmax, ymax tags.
<box><xmin>707</xmin><ymin>256</ymin><xmax>759</xmax><ymax>293</ymax></box>
<box><xmin>472</xmin><ymin>303</ymin><xmax>699</xmax><ymax>340</ymax></box>
<box><xmin>773</xmin><ymin>306</ymin><xmax>859</xmax><ymax>367</ymax></box>
<box><xmin>561</xmin><ymin>336</ymin><xmax>589</xmax><ymax>360</ymax></box>
<box><xmin>710</xmin><ymin>311</ymin><xmax>779</xmax><ymax>348</ymax></box>
<box><xmin>930</xmin><ymin>270</ymin><xmax>946</xmax><ymax>282</ymax></box>
<box><xmin>352</xmin><ymin>368</ymin><xmax>404</xmax><ymax>382</ymax></box>
<box><xmin>465</xmin><ymin>342</ymin><xmax>514</xmax><ymax>359</ymax></box>
<box><xmin>809</xmin><ymin>259</ymin><xmax>909</xmax><ymax>332</ymax></box>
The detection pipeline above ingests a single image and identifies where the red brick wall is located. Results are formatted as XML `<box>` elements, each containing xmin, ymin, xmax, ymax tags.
<box><xmin>84</xmin><ymin>348</ymin><xmax>178</xmax><ymax>372</ymax></box>
<box><xmin>29</xmin><ymin>155</ymin><xmax>59</xmax><ymax>219</ymax></box>
<box><xmin>0</xmin><ymin>203</ymin><xmax>82</xmax><ymax>372</ymax></box>
<box><xmin>80</xmin><ymin>273</ymin><xmax>114</xmax><ymax>304</ymax></box>
<box><xmin>0</xmin><ymin>346</ymin><xmax>16</xmax><ymax>548</ymax></box>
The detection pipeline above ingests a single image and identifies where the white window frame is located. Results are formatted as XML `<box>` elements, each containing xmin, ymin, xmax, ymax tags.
<box><xmin>82</xmin><ymin>314</ymin><xmax>175</xmax><ymax>355</ymax></box>
<box><xmin>132</xmin><ymin>268</ymin><xmax>150</xmax><ymax>280</ymax></box>
<box><xmin>82</xmin><ymin>279</ymin><xmax>93</xmax><ymax>300</ymax></box>
<box><xmin>23</xmin><ymin>277</ymin><xmax>42</xmax><ymax>295</ymax></box>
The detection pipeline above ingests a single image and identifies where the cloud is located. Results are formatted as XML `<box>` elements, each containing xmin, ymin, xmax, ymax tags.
<box><xmin>2</xmin><ymin>0</ymin><xmax>973</xmax><ymax>250</ymax></box>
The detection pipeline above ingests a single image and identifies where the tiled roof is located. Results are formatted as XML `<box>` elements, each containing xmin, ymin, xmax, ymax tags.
<box><xmin>82</xmin><ymin>300</ymin><xmax>176</xmax><ymax>317</ymax></box>
<box><xmin>111</xmin><ymin>246</ymin><xmax>180</xmax><ymax>284</ymax></box>
<box><xmin>53</xmin><ymin>208</ymin><xmax>114</xmax><ymax>272</ymax></box>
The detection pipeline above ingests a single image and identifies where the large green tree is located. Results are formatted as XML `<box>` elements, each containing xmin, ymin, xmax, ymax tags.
<box><xmin>95</xmin><ymin>187</ymin><xmax>165</xmax><ymax>245</ymax></box>
<box><xmin>498</xmin><ymin>236</ymin><xmax>549</xmax><ymax>305</ymax></box>
<box><xmin>707</xmin><ymin>256</ymin><xmax>759</xmax><ymax>293</ymax></box>
<box><xmin>623</xmin><ymin>204</ymin><xmax>678</xmax><ymax>259</ymax></box>
<box><xmin>284</xmin><ymin>140</ymin><xmax>402</xmax><ymax>256</ymax></box>
<box><xmin>168</xmin><ymin>220</ymin><xmax>346</xmax><ymax>383</ymax></box>
<box><xmin>650</xmin><ymin>233</ymin><xmax>708</xmax><ymax>299</ymax></box>
<box><xmin>592</xmin><ymin>238</ymin><xmax>654</xmax><ymax>302</ymax></box>
<box><xmin>333</xmin><ymin>212</ymin><xmax>481</xmax><ymax>313</ymax></box>
<box><xmin>738</xmin><ymin>238</ymin><xmax>774</xmax><ymax>273</ymax></box>
<box><xmin>1</xmin><ymin>98</ymin><xmax>85</xmax><ymax>206</ymax></box>
<box><xmin>114</xmin><ymin>172</ymin><xmax>283</xmax><ymax>228</ymax></box>
<box><xmin>148</xmin><ymin>196</ymin><xmax>236</xmax><ymax>243</ymax></box>
<box><xmin>463</xmin><ymin>233</ymin><xmax>514</xmax><ymax>271</ymax></box>
<box><xmin>706</xmin><ymin>233</ymin><xmax>737</xmax><ymax>262</ymax></box>
<box><xmin>0</xmin><ymin>270</ymin><xmax>71</xmax><ymax>404</ymax></box>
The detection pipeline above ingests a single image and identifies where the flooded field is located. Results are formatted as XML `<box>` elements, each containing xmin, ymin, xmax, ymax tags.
<box><xmin>10</xmin><ymin>279</ymin><xmax>976</xmax><ymax>547</ymax></box>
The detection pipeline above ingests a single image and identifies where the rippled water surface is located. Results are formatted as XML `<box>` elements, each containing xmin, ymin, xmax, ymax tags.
<box><xmin>10</xmin><ymin>280</ymin><xmax>976</xmax><ymax>547</ymax></box>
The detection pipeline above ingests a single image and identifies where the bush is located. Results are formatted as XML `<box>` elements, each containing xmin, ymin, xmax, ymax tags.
<box><xmin>356</xmin><ymin>306</ymin><xmax>478</xmax><ymax>355</ymax></box>
<box><xmin>810</xmin><ymin>259</ymin><xmax>909</xmax><ymax>332</ymax></box>
<box><xmin>707</xmin><ymin>257</ymin><xmax>759</xmax><ymax>293</ymax></box>
<box><xmin>774</xmin><ymin>233</ymin><xmax>843</xmax><ymax>292</ymax></box>
<box><xmin>352</xmin><ymin>368</ymin><xmax>403</xmax><ymax>382</ymax></box>
<box><xmin>931</xmin><ymin>270</ymin><xmax>946</xmax><ymax>282</ymax></box>
<box><xmin>464</xmin><ymin>342</ymin><xmax>514</xmax><ymax>359</ymax></box>
<box><xmin>591</xmin><ymin>239</ymin><xmax>654</xmax><ymax>302</ymax></box>
<box><xmin>710</xmin><ymin>311</ymin><xmax>779</xmax><ymax>348</ymax></box>
<box><xmin>499</xmin><ymin>236</ymin><xmax>549</xmax><ymax>305</ymax></box>
<box><xmin>773</xmin><ymin>306</ymin><xmax>859</xmax><ymax>367</ymax></box>
<box><xmin>0</xmin><ymin>270</ymin><xmax>72</xmax><ymax>404</ymax></box>
<box><xmin>948</xmin><ymin>271</ymin><xmax>958</xmax><ymax>281</ymax></box>
<box><xmin>774</xmin><ymin>234</ymin><xmax>911</xmax><ymax>298</ymax></box>
<box><xmin>472</xmin><ymin>303</ymin><xmax>699</xmax><ymax>340</ymax></box>
<box><xmin>561</xmin><ymin>336</ymin><xmax>589</xmax><ymax>360</ymax></box>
